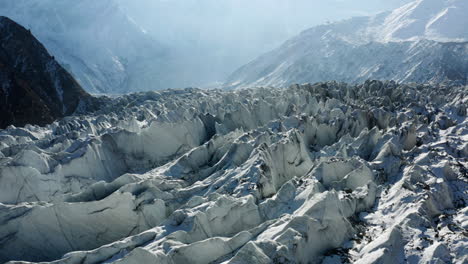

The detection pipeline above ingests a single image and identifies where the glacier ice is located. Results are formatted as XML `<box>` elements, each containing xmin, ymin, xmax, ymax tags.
<box><xmin>0</xmin><ymin>81</ymin><xmax>466</xmax><ymax>263</ymax></box>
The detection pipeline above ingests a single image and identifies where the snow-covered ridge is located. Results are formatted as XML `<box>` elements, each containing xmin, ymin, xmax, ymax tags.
<box><xmin>226</xmin><ymin>39</ymin><xmax>467</xmax><ymax>89</ymax></box>
<box><xmin>224</xmin><ymin>0</ymin><xmax>468</xmax><ymax>89</ymax></box>
<box><xmin>303</xmin><ymin>0</ymin><xmax>468</xmax><ymax>44</ymax></box>
<box><xmin>0</xmin><ymin>81</ymin><xmax>466</xmax><ymax>263</ymax></box>
<box><xmin>377</xmin><ymin>0</ymin><xmax>468</xmax><ymax>42</ymax></box>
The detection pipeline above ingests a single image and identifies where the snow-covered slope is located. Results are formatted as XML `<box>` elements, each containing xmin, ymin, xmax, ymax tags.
<box><xmin>0</xmin><ymin>0</ymin><xmax>174</xmax><ymax>94</ymax></box>
<box><xmin>378</xmin><ymin>0</ymin><xmax>468</xmax><ymax>42</ymax></box>
<box><xmin>0</xmin><ymin>81</ymin><xmax>466</xmax><ymax>263</ymax></box>
<box><xmin>225</xmin><ymin>0</ymin><xmax>468</xmax><ymax>89</ymax></box>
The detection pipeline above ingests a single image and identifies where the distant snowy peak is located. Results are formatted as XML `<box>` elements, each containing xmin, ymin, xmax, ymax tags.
<box><xmin>297</xmin><ymin>0</ymin><xmax>468</xmax><ymax>44</ymax></box>
<box><xmin>225</xmin><ymin>0</ymin><xmax>468</xmax><ymax>89</ymax></box>
<box><xmin>378</xmin><ymin>0</ymin><xmax>468</xmax><ymax>42</ymax></box>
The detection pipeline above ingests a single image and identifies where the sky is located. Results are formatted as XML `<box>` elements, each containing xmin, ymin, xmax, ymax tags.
<box><xmin>119</xmin><ymin>0</ymin><xmax>413</xmax><ymax>87</ymax></box>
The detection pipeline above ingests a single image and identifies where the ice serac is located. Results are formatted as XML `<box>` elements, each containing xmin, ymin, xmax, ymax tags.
<box><xmin>0</xmin><ymin>16</ymin><xmax>94</xmax><ymax>129</ymax></box>
<box><xmin>225</xmin><ymin>0</ymin><xmax>468</xmax><ymax>89</ymax></box>
<box><xmin>0</xmin><ymin>80</ymin><xmax>466</xmax><ymax>264</ymax></box>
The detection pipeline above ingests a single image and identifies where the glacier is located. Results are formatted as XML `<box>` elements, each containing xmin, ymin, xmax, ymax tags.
<box><xmin>0</xmin><ymin>81</ymin><xmax>466</xmax><ymax>263</ymax></box>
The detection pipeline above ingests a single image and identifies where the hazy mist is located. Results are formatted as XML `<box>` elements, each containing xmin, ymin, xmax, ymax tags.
<box><xmin>119</xmin><ymin>0</ymin><xmax>412</xmax><ymax>87</ymax></box>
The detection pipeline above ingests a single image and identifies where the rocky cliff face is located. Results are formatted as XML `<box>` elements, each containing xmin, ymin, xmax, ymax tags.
<box><xmin>0</xmin><ymin>16</ymin><xmax>92</xmax><ymax>129</ymax></box>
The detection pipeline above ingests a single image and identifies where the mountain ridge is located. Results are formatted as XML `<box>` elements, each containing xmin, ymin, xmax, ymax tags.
<box><xmin>224</xmin><ymin>0</ymin><xmax>468</xmax><ymax>89</ymax></box>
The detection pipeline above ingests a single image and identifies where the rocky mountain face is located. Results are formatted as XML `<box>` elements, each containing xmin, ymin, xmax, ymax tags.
<box><xmin>0</xmin><ymin>80</ymin><xmax>466</xmax><ymax>263</ymax></box>
<box><xmin>225</xmin><ymin>0</ymin><xmax>468</xmax><ymax>89</ymax></box>
<box><xmin>0</xmin><ymin>16</ymin><xmax>93</xmax><ymax>129</ymax></box>
<box><xmin>0</xmin><ymin>0</ymin><xmax>173</xmax><ymax>94</ymax></box>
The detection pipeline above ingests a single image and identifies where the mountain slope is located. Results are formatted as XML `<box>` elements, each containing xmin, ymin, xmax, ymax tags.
<box><xmin>377</xmin><ymin>0</ymin><xmax>468</xmax><ymax>42</ymax></box>
<box><xmin>0</xmin><ymin>16</ymin><xmax>92</xmax><ymax>129</ymax></box>
<box><xmin>226</xmin><ymin>38</ymin><xmax>467</xmax><ymax>88</ymax></box>
<box><xmin>0</xmin><ymin>0</ymin><xmax>173</xmax><ymax>93</ymax></box>
<box><xmin>225</xmin><ymin>0</ymin><xmax>468</xmax><ymax>89</ymax></box>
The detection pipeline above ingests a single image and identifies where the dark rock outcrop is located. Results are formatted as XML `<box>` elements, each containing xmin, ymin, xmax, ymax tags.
<box><xmin>0</xmin><ymin>16</ymin><xmax>92</xmax><ymax>129</ymax></box>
